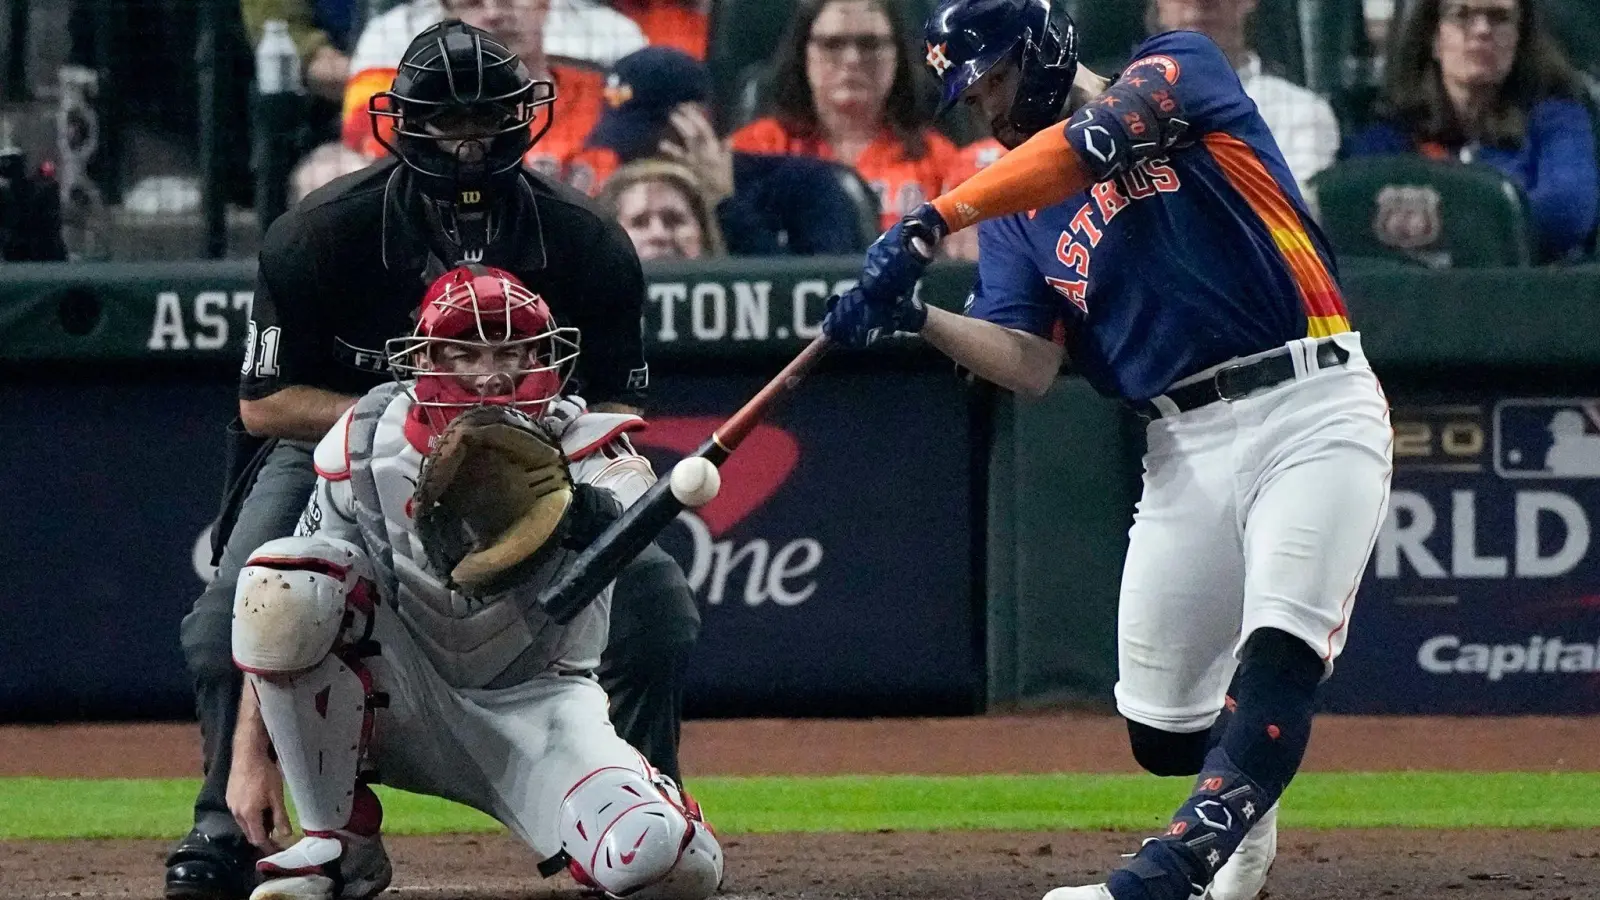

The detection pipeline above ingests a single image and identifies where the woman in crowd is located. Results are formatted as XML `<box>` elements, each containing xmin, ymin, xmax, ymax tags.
<box><xmin>1343</xmin><ymin>0</ymin><xmax>1597</xmax><ymax>261</ymax></box>
<box><xmin>574</xmin><ymin>45</ymin><xmax>882</xmax><ymax>255</ymax></box>
<box><xmin>730</xmin><ymin>0</ymin><xmax>973</xmax><ymax>236</ymax></box>
<box><xmin>597</xmin><ymin>159</ymin><xmax>727</xmax><ymax>260</ymax></box>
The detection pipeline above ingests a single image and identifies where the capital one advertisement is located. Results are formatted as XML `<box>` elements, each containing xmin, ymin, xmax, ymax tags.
<box><xmin>0</xmin><ymin>370</ymin><xmax>979</xmax><ymax>720</ymax></box>
<box><xmin>632</xmin><ymin>373</ymin><xmax>980</xmax><ymax>716</ymax></box>
<box><xmin>1323</xmin><ymin>397</ymin><xmax>1600</xmax><ymax>714</ymax></box>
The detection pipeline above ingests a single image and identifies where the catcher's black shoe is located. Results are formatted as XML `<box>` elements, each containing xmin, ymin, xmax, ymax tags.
<box><xmin>164</xmin><ymin>829</ymin><xmax>260</xmax><ymax>900</ymax></box>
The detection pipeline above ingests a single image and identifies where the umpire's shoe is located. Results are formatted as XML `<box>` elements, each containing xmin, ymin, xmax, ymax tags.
<box><xmin>165</xmin><ymin>829</ymin><xmax>261</xmax><ymax>900</ymax></box>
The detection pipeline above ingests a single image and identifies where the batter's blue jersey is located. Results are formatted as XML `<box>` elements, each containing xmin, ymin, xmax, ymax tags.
<box><xmin>966</xmin><ymin>31</ymin><xmax>1351</xmax><ymax>403</ymax></box>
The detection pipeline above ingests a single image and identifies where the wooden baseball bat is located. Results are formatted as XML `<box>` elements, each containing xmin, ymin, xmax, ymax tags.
<box><xmin>539</xmin><ymin>334</ymin><xmax>832</xmax><ymax>624</ymax></box>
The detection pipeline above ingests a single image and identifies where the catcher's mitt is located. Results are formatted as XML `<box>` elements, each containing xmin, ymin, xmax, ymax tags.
<box><xmin>413</xmin><ymin>405</ymin><xmax>575</xmax><ymax>597</ymax></box>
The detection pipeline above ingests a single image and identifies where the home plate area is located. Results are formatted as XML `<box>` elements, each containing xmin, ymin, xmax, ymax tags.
<box><xmin>2</xmin><ymin>829</ymin><xmax>1598</xmax><ymax>900</ymax></box>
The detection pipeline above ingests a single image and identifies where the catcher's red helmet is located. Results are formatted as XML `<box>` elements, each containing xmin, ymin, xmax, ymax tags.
<box><xmin>388</xmin><ymin>265</ymin><xmax>580</xmax><ymax>430</ymax></box>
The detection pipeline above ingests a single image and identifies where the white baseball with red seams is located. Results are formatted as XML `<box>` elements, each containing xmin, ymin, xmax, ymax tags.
<box><xmin>669</xmin><ymin>457</ymin><xmax>722</xmax><ymax>508</ymax></box>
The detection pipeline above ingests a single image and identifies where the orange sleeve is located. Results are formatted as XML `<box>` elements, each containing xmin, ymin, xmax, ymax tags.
<box><xmin>931</xmin><ymin>125</ymin><xmax>1093</xmax><ymax>231</ymax></box>
<box><xmin>729</xmin><ymin>118</ymin><xmax>793</xmax><ymax>155</ymax></box>
<box><xmin>340</xmin><ymin>68</ymin><xmax>397</xmax><ymax>157</ymax></box>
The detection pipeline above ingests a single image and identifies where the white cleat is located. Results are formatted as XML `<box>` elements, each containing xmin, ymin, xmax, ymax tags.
<box><xmin>251</xmin><ymin>832</ymin><xmax>393</xmax><ymax>900</ymax></box>
<box><xmin>1208</xmin><ymin>802</ymin><xmax>1278</xmax><ymax>900</ymax></box>
<box><xmin>1042</xmin><ymin>886</ymin><xmax>1114</xmax><ymax>900</ymax></box>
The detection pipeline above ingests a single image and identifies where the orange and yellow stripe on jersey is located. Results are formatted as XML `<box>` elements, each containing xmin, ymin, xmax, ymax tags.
<box><xmin>1203</xmin><ymin>133</ymin><xmax>1350</xmax><ymax>339</ymax></box>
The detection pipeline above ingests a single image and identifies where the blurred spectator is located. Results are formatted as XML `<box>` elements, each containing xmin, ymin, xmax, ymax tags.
<box><xmin>1343</xmin><ymin>0</ymin><xmax>1598</xmax><ymax>261</ymax></box>
<box><xmin>65</xmin><ymin>0</ymin><xmax>255</xmax><ymax>227</ymax></box>
<box><xmin>241</xmin><ymin>0</ymin><xmax>358</xmax><ymax>101</ymax></box>
<box><xmin>291</xmin><ymin>0</ymin><xmax>611</xmax><ymax>200</ymax></box>
<box><xmin>353</xmin><ymin>0</ymin><xmax>644</xmax><ymax>70</ymax></box>
<box><xmin>1364</xmin><ymin>0</ymin><xmax>1397</xmax><ymax>64</ymax></box>
<box><xmin>1149</xmin><ymin>0</ymin><xmax>1340</xmax><ymax>193</ymax></box>
<box><xmin>572</xmin><ymin>46</ymin><xmax>878</xmax><ymax>254</ymax></box>
<box><xmin>611</xmin><ymin>0</ymin><xmax>709</xmax><ymax>58</ymax></box>
<box><xmin>730</xmin><ymin>0</ymin><xmax>966</xmax><ymax>233</ymax></box>
<box><xmin>597</xmin><ymin>158</ymin><xmax>725</xmax><ymax>259</ymax></box>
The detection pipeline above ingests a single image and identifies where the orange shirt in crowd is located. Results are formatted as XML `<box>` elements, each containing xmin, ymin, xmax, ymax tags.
<box><xmin>340</xmin><ymin>64</ymin><xmax>608</xmax><ymax>179</ymax></box>
<box><xmin>564</xmin><ymin>146</ymin><xmax>622</xmax><ymax>196</ymax></box>
<box><xmin>730</xmin><ymin>117</ymin><xmax>967</xmax><ymax>231</ymax></box>
<box><xmin>612</xmin><ymin>0</ymin><xmax>708</xmax><ymax>59</ymax></box>
<box><xmin>947</xmin><ymin>137</ymin><xmax>1007</xmax><ymax>186</ymax></box>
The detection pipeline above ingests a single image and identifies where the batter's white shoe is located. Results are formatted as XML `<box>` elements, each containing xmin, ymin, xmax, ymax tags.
<box><xmin>250</xmin><ymin>831</ymin><xmax>392</xmax><ymax>900</ymax></box>
<box><xmin>1042</xmin><ymin>886</ymin><xmax>1114</xmax><ymax>900</ymax></box>
<box><xmin>1207</xmin><ymin>803</ymin><xmax>1278</xmax><ymax>900</ymax></box>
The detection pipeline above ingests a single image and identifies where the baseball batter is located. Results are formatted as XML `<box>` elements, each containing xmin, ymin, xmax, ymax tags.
<box><xmin>823</xmin><ymin>0</ymin><xmax>1394</xmax><ymax>898</ymax></box>
<box><xmin>231</xmin><ymin>266</ymin><xmax>723</xmax><ymax>900</ymax></box>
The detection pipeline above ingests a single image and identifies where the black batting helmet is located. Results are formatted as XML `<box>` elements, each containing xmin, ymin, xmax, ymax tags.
<box><xmin>924</xmin><ymin>0</ymin><xmax>1078</xmax><ymax>139</ymax></box>
<box><xmin>370</xmin><ymin>20</ymin><xmax>555</xmax><ymax>205</ymax></box>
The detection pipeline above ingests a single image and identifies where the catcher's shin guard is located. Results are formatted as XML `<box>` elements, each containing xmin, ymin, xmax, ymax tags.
<box><xmin>232</xmin><ymin>537</ymin><xmax>384</xmax><ymax>834</ymax></box>
<box><xmin>559</xmin><ymin>766</ymin><xmax>724</xmax><ymax>900</ymax></box>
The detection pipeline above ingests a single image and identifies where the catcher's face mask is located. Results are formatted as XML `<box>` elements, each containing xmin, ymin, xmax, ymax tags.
<box><xmin>389</xmin><ymin>264</ymin><xmax>580</xmax><ymax>433</ymax></box>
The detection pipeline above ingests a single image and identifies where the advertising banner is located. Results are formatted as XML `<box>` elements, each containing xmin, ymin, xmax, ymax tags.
<box><xmin>0</xmin><ymin>371</ymin><xmax>979</xmax><ymax>720</ymax></box>
<box><xmin>1324</xmin><ymin>397</ymin><xmax>1600</xmax><ymax>713</ymax></box>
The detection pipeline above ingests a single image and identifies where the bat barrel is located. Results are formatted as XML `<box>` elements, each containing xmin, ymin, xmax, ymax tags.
<box><xmin>539</xmin><ymin>476</ymin><xmax>686</xmax><ymax>624</ymax></box>
<box><xmin>537</xmin><ymin>336</ymin><xmax>832</xmax><ymax>625</ymax></box>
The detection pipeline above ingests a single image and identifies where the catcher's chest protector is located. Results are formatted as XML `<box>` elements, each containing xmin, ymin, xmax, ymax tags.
<box><xmin>341</xmin><ymin>388</ymin><xmax>610</xmax><ymax>688</ymax></box>
<box><xmin>347</xmin><ymin>382</ymin><xmax>407</xmax><ymax>607</ymax></box>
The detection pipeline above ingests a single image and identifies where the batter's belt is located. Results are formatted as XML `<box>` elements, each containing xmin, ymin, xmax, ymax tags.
<box><xmin>1138</xmin><ymin>338</ymin><xmax>1351</xmax><ymax>418</ymax></box>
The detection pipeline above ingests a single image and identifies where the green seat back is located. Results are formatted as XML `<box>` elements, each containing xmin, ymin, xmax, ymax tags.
<box><xmin>1310</xmin><ymin>154</ymin><xmax>1533</xmax><ymax>268</ymax></box>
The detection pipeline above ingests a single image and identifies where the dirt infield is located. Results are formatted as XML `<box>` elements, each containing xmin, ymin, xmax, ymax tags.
<box><xmin>2</xmin><ymin>715</ymin><xmax>1598</xmax><ymax>899</ymax></box>
<box><xmin>3</xmin><ymin>830</ymin><xmax>1598</xmax><ymax>900</ymax></box>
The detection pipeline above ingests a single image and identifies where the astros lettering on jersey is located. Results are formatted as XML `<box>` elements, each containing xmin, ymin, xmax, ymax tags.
<box><xmin>966</xmin><ymin>31</ymin><xmax>1350</xmax><ymax>402</ymax></box>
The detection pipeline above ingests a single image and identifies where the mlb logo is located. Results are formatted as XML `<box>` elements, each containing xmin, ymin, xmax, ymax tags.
<box><xmin>1494</xmin><ymin>398</ymin><xmax>1600</xmax><ymax>478</ymax></box>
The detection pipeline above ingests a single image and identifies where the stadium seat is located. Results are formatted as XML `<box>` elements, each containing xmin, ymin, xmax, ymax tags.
<box><xmin>819</xmin><ymin>159</ymin><xmax>884</xmax><ymax>249</ymax></box>
<box><xmin>707</xmin><ymin>0</ymin><xmax>799</xmax><ymax>131</ymax></box>
<box><xmin>1309</xmin><ymin>154</ymin><xmax>1534</xmax><ymax>268</ymax></box>
<box><xmin>1068</xmin><ymin>0</ymin><xmax>1144</xmax><ymax>74</ymax></box>
<box><xmin>1544</xmin><ymin>0</ymin><xmax>1600</xmax><ymax>80</ymax></box>
<box><xmin>1249</xmin><ymin>0</ymin><xmax>1306</xmax><ymax>86</ymax></box>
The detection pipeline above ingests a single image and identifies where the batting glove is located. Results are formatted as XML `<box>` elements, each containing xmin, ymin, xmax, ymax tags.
<box><xmin>857</xmin><ymin>203</ymin><xmax>947</xmax><ymax>307</ymax></box>
<box><xmin>822</xmin><ymin>284</ymin><xmax>929</xmax><ymax>348</ymax></box>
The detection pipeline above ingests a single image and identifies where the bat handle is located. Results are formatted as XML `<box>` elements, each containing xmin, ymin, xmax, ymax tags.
<box><xmin>712</xmin><ymin>334</ymin><xmax>830</xmax><ymax>453</ymax></box>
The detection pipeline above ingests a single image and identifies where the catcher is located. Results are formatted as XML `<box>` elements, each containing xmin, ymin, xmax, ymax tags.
<box><xmin>229</xmin><ymin>265</ymin><xmax>724</xmax><ymax>900</ymax></box>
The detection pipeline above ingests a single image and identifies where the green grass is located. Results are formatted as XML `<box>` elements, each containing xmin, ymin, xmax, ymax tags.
<box><xmin>3</xmin><ymin>773</ymin><xmax>1598</xmax><ymax>840</ymax></box>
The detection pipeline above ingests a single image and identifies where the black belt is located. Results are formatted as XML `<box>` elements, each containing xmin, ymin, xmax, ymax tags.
<box><xmin>1139</xmin><ymin>340</ymin><xmax>1351</xmax><ymax>418</ymax></box>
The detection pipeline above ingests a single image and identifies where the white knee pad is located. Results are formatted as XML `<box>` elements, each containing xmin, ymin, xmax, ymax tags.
<box><xmin>559</xmin><ymin>768</ymin><xmax>724</xmax><ymax>900</ymax></box>
<box><xmin>233</xmin><ymin>536</ymin><xmax>376</xmax><ymax>674</ymax></box>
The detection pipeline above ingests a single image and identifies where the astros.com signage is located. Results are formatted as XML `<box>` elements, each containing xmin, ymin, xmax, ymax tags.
<box><xmin>1323</xmin><ymin>397</ymin><xmax>1600</xmax><ymax>714</ymax></box>
<box><xmin>140</xmin><ymin>278</ymin><xmax>851</xmax><ymax>356</ymax></box>
<box><xmin>0</xmin><ymin>258</ymin><xmax>971</xmax><ymax>364</ymax></box>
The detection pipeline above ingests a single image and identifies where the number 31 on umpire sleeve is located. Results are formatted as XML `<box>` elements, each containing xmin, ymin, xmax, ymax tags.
<box><xmin>240</xmin><ymin>320</ymin><xmax>282</xmax><ymax>378</ymax></box>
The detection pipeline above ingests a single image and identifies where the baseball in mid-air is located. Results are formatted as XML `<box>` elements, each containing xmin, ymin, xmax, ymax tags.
<box><xmin>669</xmin><ymin>456</ymin><xmax>722</xmax><ymax>508</ymax></box>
